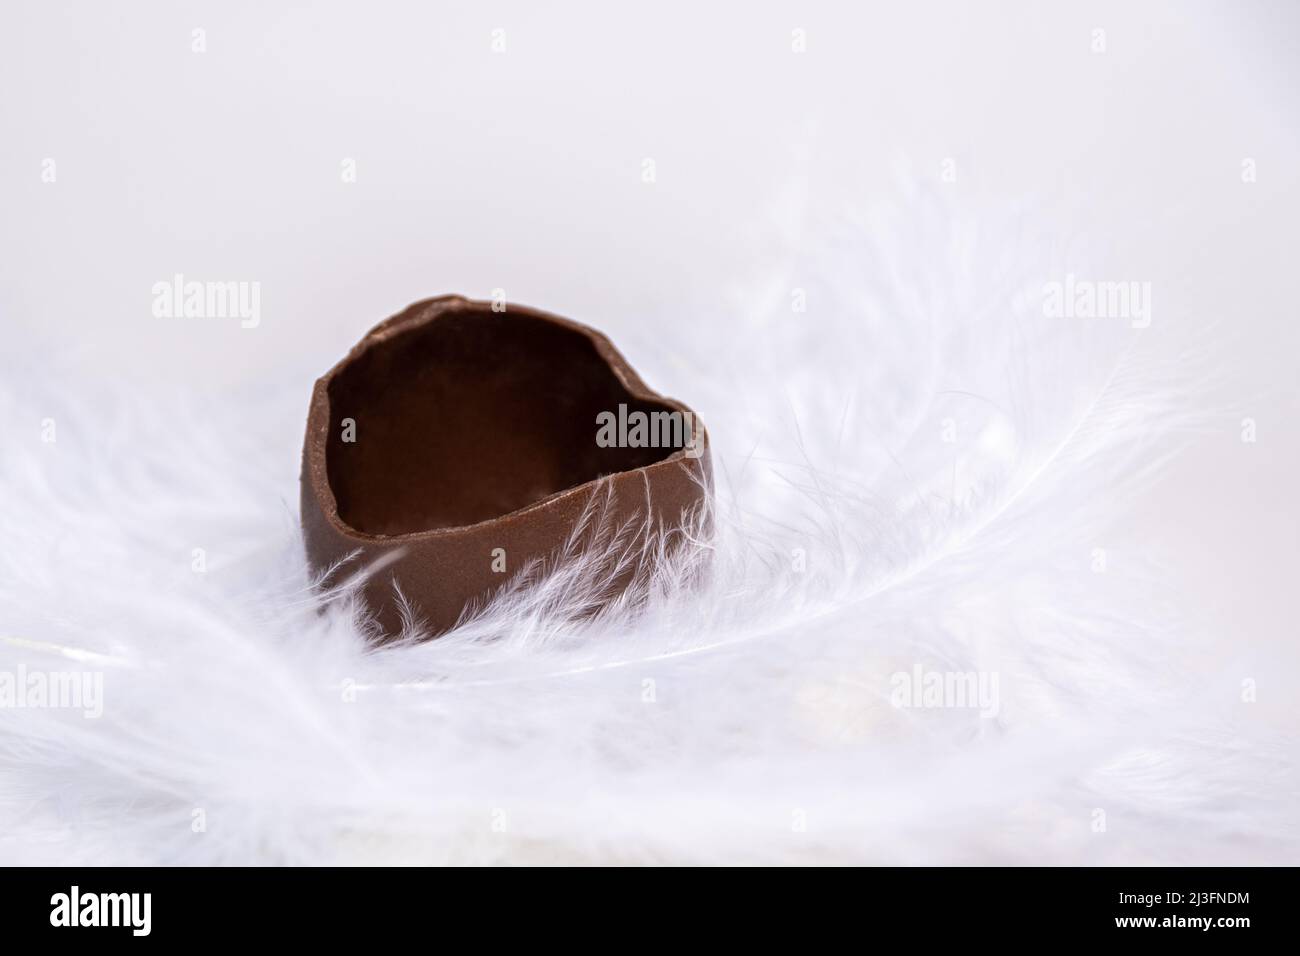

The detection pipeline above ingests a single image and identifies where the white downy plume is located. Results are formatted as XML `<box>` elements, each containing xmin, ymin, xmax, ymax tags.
<box><xmin>0</xmin><ymin>186</ymin><xmax>1293</xmax><ymax>865</ymax></box>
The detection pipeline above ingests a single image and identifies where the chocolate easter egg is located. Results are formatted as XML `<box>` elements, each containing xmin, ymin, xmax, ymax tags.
<box><xmin>300</xmin><ymin>295</ymin><xmax>711</xmax><ymax>638</ymax></box>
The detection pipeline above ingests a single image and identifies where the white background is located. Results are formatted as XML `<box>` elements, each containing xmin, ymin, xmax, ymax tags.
<box><xmin>4</xmin><ymin>0</ymin><xmax>1298</xmax><ymax>705</ymax></box>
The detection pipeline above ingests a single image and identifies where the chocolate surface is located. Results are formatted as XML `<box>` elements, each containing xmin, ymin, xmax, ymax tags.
<box><xmin>300</xmin><ymin>295</ymin><xmax>711</xmax><ymax>638</ymax></box>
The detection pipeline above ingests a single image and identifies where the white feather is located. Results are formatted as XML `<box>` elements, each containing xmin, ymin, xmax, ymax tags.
<box><xmin>1</xmin><ymin>187</ymin><xmax>1293</xmax><ymax>865</ymax></box>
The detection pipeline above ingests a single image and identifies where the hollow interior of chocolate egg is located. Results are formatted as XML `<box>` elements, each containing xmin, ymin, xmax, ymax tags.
<box><xmin>325</xmin><ymin>305</ymin><xmax>684</xmax><ymax>535</ymax></box>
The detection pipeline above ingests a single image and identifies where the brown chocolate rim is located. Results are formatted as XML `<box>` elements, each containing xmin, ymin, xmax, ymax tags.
<box><xmin>303</xmin><ymin>295</ymin><xmax>709</xmax><ymax>544</ymax></box>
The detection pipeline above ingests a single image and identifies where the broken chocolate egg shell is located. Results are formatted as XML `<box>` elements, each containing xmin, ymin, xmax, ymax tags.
<box><xmin>300</xmin><ymin>295</ymin><xmax>712</xmax><ymax>639</ymax></box>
